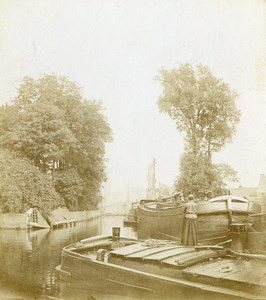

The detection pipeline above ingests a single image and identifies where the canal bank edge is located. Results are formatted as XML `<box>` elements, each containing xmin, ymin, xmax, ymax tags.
<box><xmin>0</xmin><ymin>207</ymin><xmax>101</xmax><ymax>229</ymax></box>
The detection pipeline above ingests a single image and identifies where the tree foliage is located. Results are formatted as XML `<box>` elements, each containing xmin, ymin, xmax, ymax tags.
<box><xmin>0</xmin><ymin>149</ymin><xmax>63</xmax><ymax>214</ymax></box>
<box><xmin>176</xmin><ymin>152</ymin><xmax>214</xmax><ymax>199</ymax></box>
<box><xmin>157</xmin><ymin>64</ymin><xmax>240</xmax><ymax>157</ymax></box>
<box><xmin>53</xmin><ymin>169</ymin><xmax>84</xmax><ymax>211</ymax></box>
<box><xmin>176</xmin><ymin>153</ymin><xmax>239</xmax><ymax>199</ymax></box>
<box><xmin>212</xmin><ymin>163</ymin><xmax>239</xmax><ymax>192</ymax></box>
<box><xmin>0</xmin><ymin>74</ymin><xmax>112</xmax><ymax>212</ymax></box>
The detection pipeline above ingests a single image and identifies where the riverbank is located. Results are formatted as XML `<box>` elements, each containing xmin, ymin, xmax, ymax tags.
<box><xmin>0</xmin><ymin>208</ymin><xmax>101</xmax><ymax>229</ymax></box>
<box><xmin>48</xmin><ymin>208</ymin><xmax>101</xmax><ymax>228</ymax></box>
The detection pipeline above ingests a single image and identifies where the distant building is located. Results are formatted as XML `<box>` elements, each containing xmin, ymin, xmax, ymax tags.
<box><xmin>229</xmin><ymin>187</ymin><xmax>258</xmax><ymax>201</ymax></box>
<box><xmin>229</xmin><ymin>174</ymin><xmax>266</xmax><ymax>203</ymax></box>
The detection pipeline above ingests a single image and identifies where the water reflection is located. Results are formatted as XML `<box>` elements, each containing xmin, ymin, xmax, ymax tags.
<box><xmin>0</xmin><ymin>216</ymin><xmax>136</xmax><ymax>299</ymax></box>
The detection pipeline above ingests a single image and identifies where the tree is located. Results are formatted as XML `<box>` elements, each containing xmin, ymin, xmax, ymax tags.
<box><xmin>53</xmin><ymin>169</ymin><xmax>84</xmax><ymax>211</ymax></box>
<box><xmin>212</xmin><ymin>163</ymin><xmax>239</xmax><ymax>194</ymax></box>
<box><xmin>176</xmin><ymin>152</ymin><xmax>215</xmax><ymax>198</ymax></box>
<box><xmin>0</xmin><ymin>74</ymin><xmax>112</xmax><ymax>211</ymax></box>
<box><xmin>157</xmin><ymin>64</ymin><xmax>240</xmax><ymax>157</ymax></box>
<box><xmin>1</xmin><ymin>100</ymin><xmax>77</xmax><ymax>172</ymax></box>
<box><xmin>157</xmin><ymin>64</ymin><xmax>240</xmax><ymax>197</ymax></box>
<box><xmin>176</xmin><ymin>153</ymin><xmax>239</xmax><ymax>199</ymax></box>
<box><xmin>0</xmin><ymin>149</ymin><xmax>63</xmax><ymax>214</ymax></box>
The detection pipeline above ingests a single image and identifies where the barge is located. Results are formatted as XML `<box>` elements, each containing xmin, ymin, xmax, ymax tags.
<box><xmin>56</xmin><ymin>225</ymin><xmax>266</xmax><ymax>299</ymax></box>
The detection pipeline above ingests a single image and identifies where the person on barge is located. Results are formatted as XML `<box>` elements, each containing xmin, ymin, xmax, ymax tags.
<box><xmin>181</xmin><ymin>194</ymin><xmax>198</xmax><ymax>246</ymax></box>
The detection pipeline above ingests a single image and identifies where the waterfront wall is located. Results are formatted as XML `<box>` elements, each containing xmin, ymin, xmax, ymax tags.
<box><xmin>48</xmin><ymin>207</ymin><xmax>101</xmax><ymax>227</ymax></box>
<box><xmin>0</xmin><ymin>208</ymin><xmax>101</xmax><ymax>229</ymax></box>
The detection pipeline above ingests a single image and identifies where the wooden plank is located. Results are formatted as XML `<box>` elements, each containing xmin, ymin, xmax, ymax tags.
<box><xmin>111</xmin><ymin>243</ymin><xmax>152</xmax><ymax>256</ymax></box>
<box><xmin>184</xmin><ymin>258</ymin><xmax>266</xmax><ymax>288</ymax></box>
<box><xmin>161</xmin><ymin>249</ymin><xmax>197</xmax><ymax>265</ymax></box>
<box><xmin>140</xmin><ymin>246</ymin><xmax>192</xmax><ymax>260</ymax></box>
<box><xmin>183</xmin><ymin>258</ymin><xmax>233</xmax><ymax>275</ymax></box>
<box><xmin>126</xmin><ymin>246</ymin><xmax>178</xmax><ymax>258</ymax></box>
<box><xmin>175</xmin><ymin>250</ymin><xmax>227</xmax><ymax>267</ymax></box>
<box><xmin>183</xmin><ymin>259</ymin><xmax>244</xmax><ymax>279</ymax></box>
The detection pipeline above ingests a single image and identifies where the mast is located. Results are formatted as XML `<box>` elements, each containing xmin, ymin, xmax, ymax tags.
<box><xmin>146</xmin><ymin>158</ymin><xmax>156</xmax><ymax>200</ymax></box>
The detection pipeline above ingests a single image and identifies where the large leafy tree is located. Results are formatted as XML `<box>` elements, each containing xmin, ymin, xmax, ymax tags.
<box><xmin>157</xmin><ymin>64</ymin><xmax>240</xmax><ymax>197</ymax></box>
<box><xmin>0</xmin><ymin>74</ymin><xmax>112</xmax><ymax>211</ymax></box>
<box><xmin>157</xmin><ymin>64</ymin><xmax>240</xmax><ymax>157</ymax></box>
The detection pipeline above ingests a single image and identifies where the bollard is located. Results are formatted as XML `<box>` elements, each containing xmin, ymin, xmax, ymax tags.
<box><xmin>228</xmin><ymin>223</ymin><xmax>246</xmax><ymax>253</ymax></box>
<box><xmin>96</xmin><ymin>249</ymin><xmax>108</xmax><ymax>261</ymax></box>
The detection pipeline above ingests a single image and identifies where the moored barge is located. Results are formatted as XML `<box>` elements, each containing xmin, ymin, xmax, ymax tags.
<box><xmin>137</xmin><ymin>195</ymin><xmax>261</xmax><ymax>244</ymax></box>
<box><xmin>56</xmin><ymin>226</ymin><xmax>266</xmax><ymax>300</ymax></box>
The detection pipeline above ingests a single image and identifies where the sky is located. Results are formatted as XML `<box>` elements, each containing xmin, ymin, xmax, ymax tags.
<box><xmin>0</xmin><ymin>0</ymin><xmax>266</xmax><ymax>203</ymax></box>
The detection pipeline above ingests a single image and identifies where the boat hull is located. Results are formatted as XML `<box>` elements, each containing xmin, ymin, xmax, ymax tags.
<box><xmin>57</xmin><ymin>252</ymin><xmax>256</xmax><ymax>300</ymax></box>
<box><xmin>56</xmin><ymin>236</ymin><xmax>266</xmax><ymax>300</ymax></box>
<box><xmin>137</xmin><ymin>196</ymin><xmax>261</xmax><ymax>244</ymax></box>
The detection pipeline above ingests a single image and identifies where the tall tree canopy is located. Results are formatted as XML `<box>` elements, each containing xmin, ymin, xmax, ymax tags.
<box><xmin>157</xmin><ymin>64</ymin><xmax>240</xmax><ymax>198</ymax></box>
<box><xmin>157</xmin><ymin>64</ymin><xmax>240</xmax><ymax>157</ymax></box>
<box><xmin>0</xmin><ymin>74</ymin><xmax>112</xmax><ymax>212</ymax></box>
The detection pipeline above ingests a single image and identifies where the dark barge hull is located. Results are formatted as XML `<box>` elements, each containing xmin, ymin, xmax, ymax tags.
<box><xmin>137</xmin><ymin>196</ymin><xmax>261</xmax><ymax>243</ymax></box>
<box><xmin>57</xmin><ymin>252</ymin><xmax>258</xmax><ymax>300</ymax></box>
<box><xmin>56</xmin><ymin>236</ymin><xmax>266</xmax><ymax>300</ymax></box>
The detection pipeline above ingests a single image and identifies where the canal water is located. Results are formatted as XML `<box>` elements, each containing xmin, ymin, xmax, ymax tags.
<box><xmin>0</xmin><ymin>215</ymin><xmax>137</xmax><ymax>300</ymax></box>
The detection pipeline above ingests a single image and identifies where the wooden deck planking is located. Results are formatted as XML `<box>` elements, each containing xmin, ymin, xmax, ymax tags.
<box><xmin>140</xmin><ymin>247</ymin><xmax>194</xmax><ymax>261</ymax></box>
<box><xmin>125</xmin><ymin>246</ymin><xmax>179</xmax><ymax>258</ymax></box>
<box><xmin>183</xmin><ymin>259</ymin><xmax>266</xmax><ymax>287</ymax></box>
<box><xmin>111</xmin><ymin>243</ymin><xmax>153</xmax><ymax>256</ymax></box>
